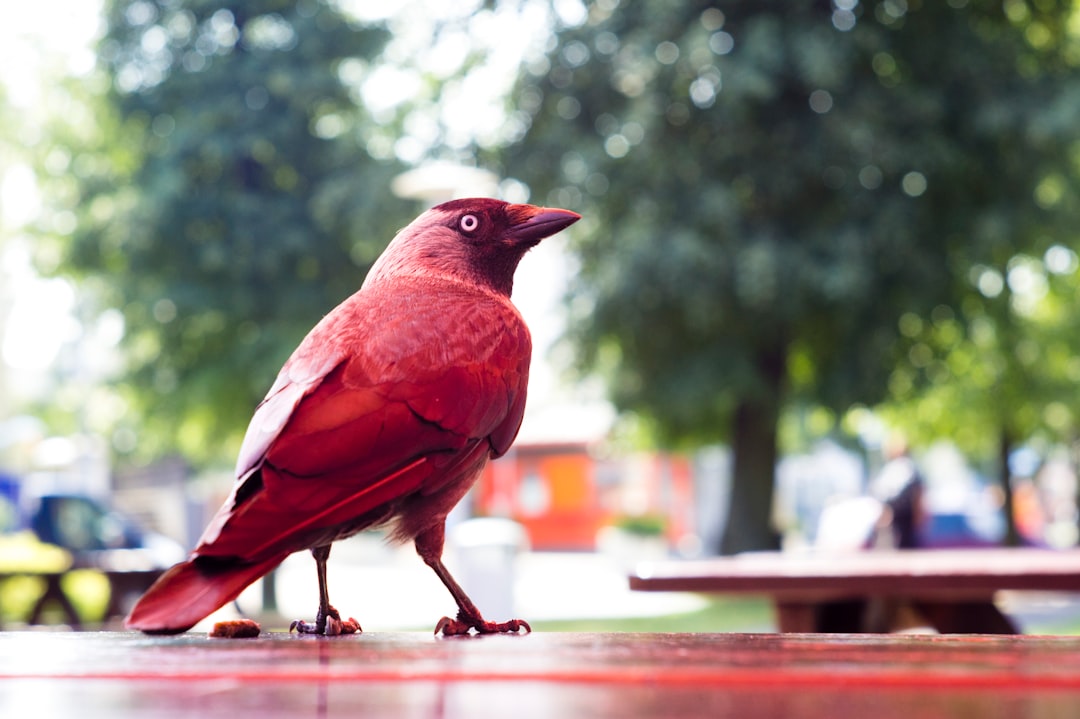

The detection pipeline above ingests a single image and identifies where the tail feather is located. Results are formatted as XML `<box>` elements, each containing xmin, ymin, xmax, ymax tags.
<box><xmin>125</xmin><ymin>554</ymin><xmax>285</xmax><ymax>634</ymax></box>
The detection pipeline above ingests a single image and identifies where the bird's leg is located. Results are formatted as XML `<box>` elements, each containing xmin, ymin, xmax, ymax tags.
<box><xmin>290</xmin><ymin>544</ymin><xmax>361</xmax><ymax>635</ymax></box>
<box><xmin>415</xmin><ymin>524</ymin><xmax>530</xmax><ymax>637</ymax></box>
<box><xmin>291</xmin><ymin>545</ymin><xmax>336</xmax><ymax>634</ymax></box>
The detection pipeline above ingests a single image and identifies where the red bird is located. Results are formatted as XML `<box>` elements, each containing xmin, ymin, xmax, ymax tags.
<box><xmin>125</xmin><ymin>198</ymin><xmax>580</xmax><ymax>636</ymax></box>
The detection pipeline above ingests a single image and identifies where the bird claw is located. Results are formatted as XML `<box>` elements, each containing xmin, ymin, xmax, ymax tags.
<box><xmin>290</xmin><ymin>619</ymin><xmax>320</xmax><ymax>634</ymax></box>
<box><xmin>434</xmin><ymin>613</ymin><xmax>531</xmax><ymax>636</ymax></box>
<box><xmin>326</xmin><ymin>615</ymin><xmax>362</xmax><ymax>635</ymax></box>
<box><xmin>289</xmin><ymin>605</ymin><xmax>361</xmax><ymax>636</ymax></box>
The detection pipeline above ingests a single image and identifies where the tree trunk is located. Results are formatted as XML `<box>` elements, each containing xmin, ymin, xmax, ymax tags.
<box><xmin>261</xmin><ymin>569</ymin><xmax>278</xmax><ymax>613</ymax></box>
<box><xmin>999</xmin><ymin>427</ymin><xmax>1021</xmax><ymax>547</ymax></box>
<box><xmin>719</xmin><ymin>344</ymin><xmax>785</xmax><ymax>554</ymax></box>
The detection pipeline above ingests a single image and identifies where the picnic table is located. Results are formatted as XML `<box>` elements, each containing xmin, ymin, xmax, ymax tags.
<box><xmin>630</xmin><ymin>548</ymin><xmax>1080</xmax><ymax>633</ymax></box>
<box><xmin>2</xmin><ymin>630</ymin><xmax>1080</xmax><ymax>718</ymax></box>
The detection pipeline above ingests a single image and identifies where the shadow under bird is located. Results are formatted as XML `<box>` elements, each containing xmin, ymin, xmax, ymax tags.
<box><xmin>125</xmin><ymin>198</ymin><xmax>580</xmax><ymax>636</ymax></box>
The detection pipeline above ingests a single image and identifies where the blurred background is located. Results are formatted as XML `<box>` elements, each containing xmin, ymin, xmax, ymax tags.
<box><xmin>4</xmin><ymin>0</ymin><xmax>1080</xmax><ymax>633</ymax></box>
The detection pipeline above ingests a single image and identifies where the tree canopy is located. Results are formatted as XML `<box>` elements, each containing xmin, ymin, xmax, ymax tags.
<box><xmin>506</xmin><ymin>0</ymin><xmax>1080</xmax><ymax>551</ymax></box>
<box><xmin>49</xmin><ymin>0</ymin><xmax>414</xmax><ymax>463</ymax></box>
<box><xmin>16</xmin><ymin>0</ymin><xmax>1080</xmax><ymax>554</ymax></box>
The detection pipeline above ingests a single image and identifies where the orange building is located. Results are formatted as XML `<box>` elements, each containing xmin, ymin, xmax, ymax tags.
<box><xmin>473</xmin><ymin>439</ymin><xmax>698</xmax><ymax>552</ymax></box>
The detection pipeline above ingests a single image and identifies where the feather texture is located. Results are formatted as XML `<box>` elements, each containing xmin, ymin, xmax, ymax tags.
<box><xmin>126</xmin><ymin>199</ymin><xmax>578</xmax><ymax>634</ymax></box>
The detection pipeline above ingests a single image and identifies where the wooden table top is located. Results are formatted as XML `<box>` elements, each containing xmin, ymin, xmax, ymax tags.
<box><xmin>630</xmin><ymin>548</ymin><xmax>1080</xmax><ymax>599</ymax></box>
<box><xmin>3</xmin><ymin>630</ymin><xmax>1080</xmax><ymax>718</ymax></box>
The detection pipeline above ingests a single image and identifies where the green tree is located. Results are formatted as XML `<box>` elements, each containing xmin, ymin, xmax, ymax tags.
<box><xmin>506</xmin><ymin>0</ymin><xmax>1080</xmax><ymax>552</ymax></box>
<box><xmin>877</xmin><ymin>2</ymin><xmax>1080</xmax><ymax>544</ymax></box>
<box><xmin>50</xmin><ymin>0</ymin><xmax>412</xmax><ymax>464</ymax></box>
<box><xmin>883</xmin><ymin>246</ymin><xmax>1080</xmax><ymax>545</ymax></box>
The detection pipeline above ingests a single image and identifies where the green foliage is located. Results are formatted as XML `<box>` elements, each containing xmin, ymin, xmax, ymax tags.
<box><xmin>612</xmin><ymin>513</ymin><xmax>667</xmax><ymax>536</ymax></box>
<box><xmin>505</xmin><ymin>0</ymin><xmax>1080</xmax><ymax>550</ymax></box>
<box><xmin>510</xmin><ymin>0</ymin><xmax>1077</xmax><ymax>440</ymax></box>
<box><xmin>50</xmin><ymin>0</ymin><xmax>415</xmax><ymax>464</ymax></box>
<box><xmin>884</xmin><ymin>246</ymin><xmax>1080</xmax><ymax>458</ymax></box>
<box><xmin>872</xmin><ymin>2</ymin><xmax>1080</xmax><ymax>465</ymax></box>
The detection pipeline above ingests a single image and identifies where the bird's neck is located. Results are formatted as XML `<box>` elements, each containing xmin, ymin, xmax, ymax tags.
<box><xmin>364</xmin><ymin>236</ymin><xmax>523</xmax><ymax>299</ymax></box>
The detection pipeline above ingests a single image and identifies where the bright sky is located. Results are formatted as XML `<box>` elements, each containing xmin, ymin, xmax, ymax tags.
<box><xmin>0</xmin><ymin>0</ymin><xmax>102</xmax><ymax>373</ymax></box>
<box><xmin>0</xmin><ymin>0</ymin><xmax>101</xmax><ymax>109</ymax></box>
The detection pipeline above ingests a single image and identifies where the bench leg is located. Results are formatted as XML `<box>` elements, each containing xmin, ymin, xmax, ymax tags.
<box><xmin>778</xmin><ymin>599</ymin><xmax>880</xmax><ymax>633</ymax></box>
<box><xmin>28</xmin><ymin>574</ymin><xmax>83</xmax><ymax>629</ymax></box>
<box><xmin>775</xmin><ymin>598</ymin><xmax>1016</xmax><ymax>634</ymax></box>
<box><xmin>913</xmin><ymin>599</ymin><xmax>1018</xmax><ymax>634</ymax></box>
<box><xmin>774</xmin><ymin>602</ymin><xmax>820</xmax><ymax>632</ymax></box>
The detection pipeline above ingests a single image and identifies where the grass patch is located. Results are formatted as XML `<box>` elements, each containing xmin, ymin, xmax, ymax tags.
<box><xmin>529</xmin><ymin>596</ymin><xmax>774</xmax><ymax>633</ymax></box>
<box><xmin>1020</xmin><ymin>615</ymin><xmax>1080</xmax><ymax>636</ymax></box>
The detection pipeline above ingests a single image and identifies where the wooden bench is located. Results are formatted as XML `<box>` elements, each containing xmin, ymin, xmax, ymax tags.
<box><xmin>630</xmin><ymin>548</ymin><xmax>1080</xmax><ymax>633</ymax></box>
<box><xmin>2</xmin><ymin>631</ymin><xmax>1080</xmax><ymax>717</ymax></box>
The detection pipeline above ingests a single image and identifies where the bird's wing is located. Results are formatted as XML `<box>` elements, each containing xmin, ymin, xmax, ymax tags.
<box><xmin>233</xmin><ymin>349</ymin><xmax>342</xmax><ymax>480</ymax></box>
<box><xmin>196</xmin><ymin>282</ymin><xmax>531</xmax><ymax>560</ymax></box>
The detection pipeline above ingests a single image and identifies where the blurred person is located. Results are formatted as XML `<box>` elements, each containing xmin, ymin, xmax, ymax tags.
<box><xmin>815</xmin><ymin>434</ymin><xmax>925</xmax><ymax>552</ymax></box>
<box><xmin>870</xmin><ymin>434</ymin><xmax>926</xmax><ymax>550</ymax></box>
<box><xmin>815</xmin><ymin>434</ymin><xmax>928</xmax><ymax>632</ymax></box>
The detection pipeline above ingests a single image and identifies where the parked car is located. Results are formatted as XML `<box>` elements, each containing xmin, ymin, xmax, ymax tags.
<box><xmin>25</xmin><ymin>493</ymin><xmax>185</xmax><ymax>570</ymax></box>
<box><xmin>0</xmin><ymin>471</ymin><xmax>183</xmax><ymax>571</ymax></box>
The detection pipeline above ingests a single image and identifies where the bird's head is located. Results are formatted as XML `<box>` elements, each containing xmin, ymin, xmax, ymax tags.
<box><xmin>365</xmin><ymin>198</ymin><xmax>580</xmax><ymax>297</ymax></box>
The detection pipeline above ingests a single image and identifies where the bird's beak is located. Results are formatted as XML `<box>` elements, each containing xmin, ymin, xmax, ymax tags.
<box><xmin>506</xmin><ymin>205</ymin><xmax>581</xmax><ymax>245</ymax></box>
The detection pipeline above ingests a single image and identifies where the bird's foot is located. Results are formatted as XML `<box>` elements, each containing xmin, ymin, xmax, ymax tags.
<box><xmin>289</xmin><ymin>605</ymin><xmax>362</xmax><ymax>636</ymax></box>
<box><xmin>325</xmin><ymin>615</ymin><xmax>362</xmax><ymax>635</ymax></box>
<box><xmin>434</xmin><ymin>610</ymin><xmax>531</xmax><ymax>637</ymax></box>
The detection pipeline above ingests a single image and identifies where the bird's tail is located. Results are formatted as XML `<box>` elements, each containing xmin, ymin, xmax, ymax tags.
<box><xmin>125</xmin><ymin>554</ymin><xmax>285</xmax><ymax>634</ymax></box>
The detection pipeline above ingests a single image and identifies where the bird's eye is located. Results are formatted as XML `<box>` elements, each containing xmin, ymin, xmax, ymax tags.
<box><xmin>459</xmin><ymin>214</ymin><xmax>479</xmax><ymax>233</ymax></box>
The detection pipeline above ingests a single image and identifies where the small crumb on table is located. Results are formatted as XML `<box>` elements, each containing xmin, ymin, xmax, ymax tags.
<box><xmin>210</xmin><ymin>619</ymin><xmax>261</xmax><ymax>638</ymax></box>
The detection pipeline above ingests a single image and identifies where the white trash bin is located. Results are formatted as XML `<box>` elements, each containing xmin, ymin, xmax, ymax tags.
<box><xmin>449</xmin><ymin>518</ymin><xmax>528</xmax><ymax>621</ymax></box>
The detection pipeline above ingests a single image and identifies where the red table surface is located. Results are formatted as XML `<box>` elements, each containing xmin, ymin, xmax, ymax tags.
<box><xmin>2</xmin><ymin>630</ymin><xmax>1080</xmax><ymax>718</ymax></box>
